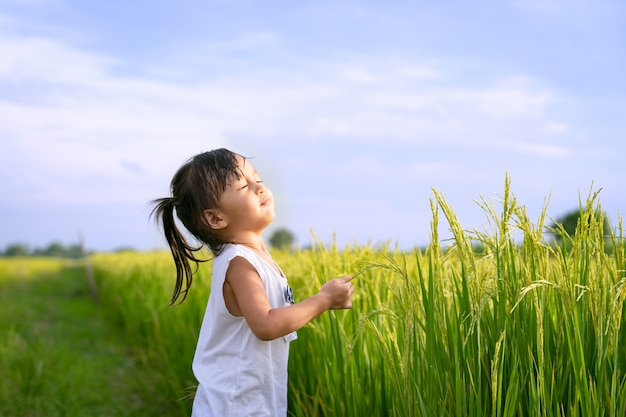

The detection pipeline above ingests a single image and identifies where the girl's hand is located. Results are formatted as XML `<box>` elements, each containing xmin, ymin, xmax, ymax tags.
<box><xmin>319</xmin><ymin>276</ymin><xmax>354</xmax><ymax>310</ymax></box>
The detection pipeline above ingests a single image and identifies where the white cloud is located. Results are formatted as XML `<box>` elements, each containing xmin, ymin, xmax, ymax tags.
<box><xmin>0</xmin><ymin>24</ymin><xmax>585</xmax><ymax>213</ymax></box>
<box><xmin>476</xmin><ymin>86</ymin><xmax>551</xmax><ymax>118</ymax></box>
<box><xmin>0</xmin><ymin>36</ymin><xmax>115</xmax><ymax>82</ymax></box>
<box><xmin>338</xmin><ymin>65</ymin><xmax>380</xmax><ymax>84</ymax></box>
<box><xmin>398</xmin><ymin>65</ymin><xmax>441</xmax><ymax>80</ymax></box>
<box><xmin>511</xmin><ymin>142</ymin><xmax>571</xmax><ymax>157</ymax></box>
<box><xmin>407</xmin><ymin>161</ymin><xmax>461</xmax><ymax>181</ymax></box>
<box><xmin>541</xmin><ymin>121</ymin><xmax>570</xmax><ymax>134</ymax></box>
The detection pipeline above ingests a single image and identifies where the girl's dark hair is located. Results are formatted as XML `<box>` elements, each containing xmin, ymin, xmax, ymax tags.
<box><xmin>151</xmin><ymin>148</ymin><xmax>241</xmax><ymax>304</ymax></box>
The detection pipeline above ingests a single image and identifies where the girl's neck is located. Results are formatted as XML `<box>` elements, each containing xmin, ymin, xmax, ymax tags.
<box><xmin>229</xmin><ymin>233</ymin><xmax>269</xmax><ymax>255</ymax></box>
<box><xmin>233</xmin><ymin>237</ymin><xmax>284</xmax><ymax>277</ymax></box>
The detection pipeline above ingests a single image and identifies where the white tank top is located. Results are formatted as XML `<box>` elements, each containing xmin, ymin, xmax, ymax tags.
<box><xmin>191</xmin><ymin>244</ymin><xmax>297</xmax><ymax>417</ymax></box>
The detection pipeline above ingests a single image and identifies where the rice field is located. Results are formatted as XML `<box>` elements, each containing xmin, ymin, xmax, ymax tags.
<box><xmin>3</xmin><ymin>180</ymin><xmax>625</xmax><ymax>416</ymax></box>
<box><xmin>86</xmin><ymin>180</ymin><xmax>626</xmax><ymax>416</ymax></box>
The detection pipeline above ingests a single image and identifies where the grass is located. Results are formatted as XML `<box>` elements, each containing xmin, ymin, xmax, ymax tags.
<box><xmin>0</xmin><ymin>258</ymin><xmax>173</xmax><ymax>417</ymax></box>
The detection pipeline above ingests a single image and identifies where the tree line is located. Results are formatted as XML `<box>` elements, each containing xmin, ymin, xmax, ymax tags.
<box><xmin>1</xmin><ymin>210</ymin><xmax>612</xmax><ymax>258</ymax></box>
<box><xmin>0</xmin><ymin>228</ymin><xmax>297</xmax><ymax>259</ymax></box>
<box><xmin>0</xmin><ymin>241</ymin><xmax>85</xmax><ymax>258</ymax></box>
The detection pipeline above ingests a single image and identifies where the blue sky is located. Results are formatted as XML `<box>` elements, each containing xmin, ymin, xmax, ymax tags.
<box><xmin>1</xmin><ymin>0</ymin><xmax>625</xmax><ymax>251</ymax></box>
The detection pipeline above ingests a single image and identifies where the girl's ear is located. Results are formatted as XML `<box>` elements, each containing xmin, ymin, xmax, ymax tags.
<box><xmin>203</xmin><ymin>208</ymin><xmax>227</xmax><ymax>230</ymax></box>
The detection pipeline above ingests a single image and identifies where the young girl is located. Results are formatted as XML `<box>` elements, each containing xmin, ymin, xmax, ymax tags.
<box><xmin>151</xmin><ymin>148</ymin><xmax>354</xmax><ymax>417</ymax></box>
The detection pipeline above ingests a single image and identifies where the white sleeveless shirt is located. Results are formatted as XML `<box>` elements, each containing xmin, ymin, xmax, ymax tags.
<box><xmin>191</xmin><ymin>244</ymin><xmax>297</xmax><ymax>417</ymax></box>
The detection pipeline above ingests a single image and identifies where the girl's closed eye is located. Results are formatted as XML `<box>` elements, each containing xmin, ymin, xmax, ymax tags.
<box><xmin>237</xmin><ymin>179</ymin><xmax>262</xmax><ymax>190</ymax></box>
<box><xmin>232</xmin><ymin>178</ymin><xmax>246</xmax><ymax>190</ymax></box>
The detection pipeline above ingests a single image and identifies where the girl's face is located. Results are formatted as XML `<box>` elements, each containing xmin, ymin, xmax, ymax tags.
<box><xmin>217</xmin><ymin>156</ymin><xmax>275</xmax><ymax>234</ymax></box>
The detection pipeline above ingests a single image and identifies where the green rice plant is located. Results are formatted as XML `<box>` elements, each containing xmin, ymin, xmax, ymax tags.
<box><xmin>91</xmin><ymin>250</ymin><xmax>209</xmax><ymax>414</ymax></box>
<box><xmin>88</xmin><ymin>178</ymin><xmax>626</xmax><ymax>416</ymax></box>
<box><xmin>288</xmin><ymin>177</ymin><xmax>625</xmax><ymax>416</ymax></box>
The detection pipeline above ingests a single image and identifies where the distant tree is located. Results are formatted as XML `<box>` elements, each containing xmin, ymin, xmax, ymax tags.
<box><xmin>471</xmin><ymin>241</ymin><xmax>487</xmax><ymax>255</ymax></box>
<box><xmin>549</xmin><ymin>210</ymin><xmax>580</xmax><ymax>241</ymax></box>
<box><xmin>40</xmin><ymin>241</ymin><xmax>67</xmax><ymax>257</ymax></box>
<box><xmin>548</xmin><ymin>208</ymin><xmax>610</xmax><ymax>242</ymax></box>
<box><xmin>31</xmin><ymin>241</ymin><xmax>84</xmax><ymax>258</ymax></box>
<box><xmin>3</xmin><ymin>242</ymin><xmax>30</xmax><ymax>256</ymax></box>
<box><xmin>66</xmin><ymin>244</ymin><xmax>84</xmax><ymax>259</ymax></box>
<box><xmin>113</xmin><ymin>246</ymin><xmax>137</xmax><ymax>253</ymax></box>
<box><xmin>269</xmin><ymin>228</ymin><xmax>295</xmax><ymax>250</ymax></box>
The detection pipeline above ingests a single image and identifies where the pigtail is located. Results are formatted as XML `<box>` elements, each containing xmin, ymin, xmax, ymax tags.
<box><xmin>151</xmin><ymin>148</ymin><xmax>240</xmax><ymax>304</ymax></box>
<box><xmin>151</xmin><ymin>197</ymin><xmax>206</xmax><ymax>305</ymax></box>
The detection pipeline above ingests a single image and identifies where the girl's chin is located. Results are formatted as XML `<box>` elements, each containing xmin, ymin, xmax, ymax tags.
<box><xmin>262</xmin><ymin>211</ymin><xmax>276</xmax><ymax>226</ymax></box>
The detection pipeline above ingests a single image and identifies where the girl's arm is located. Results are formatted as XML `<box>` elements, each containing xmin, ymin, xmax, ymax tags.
<box><xmin>225</xmin><ymin>256</ymin><xmax>353</xmax><ymax>341</ymax></box>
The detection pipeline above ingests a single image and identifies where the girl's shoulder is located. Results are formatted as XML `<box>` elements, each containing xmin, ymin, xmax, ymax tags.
<box><xmin>217</xmin><ymin>243</ymin><xmax>248</xmax><ymax>258</ymax></box>
<box><xmin>212</xmin><ymin>244</ymin><xmax>257</xmax><ymax>283</ymax></box>
<box><xmin>216</xmin><ymin>244</ymin><xmax>258</xmax><ymax>268</ymax></box>
<box><xmin>217</xmin><ymin>244</ymin><xmax>280</xmax><ymax>280</ymax></box>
